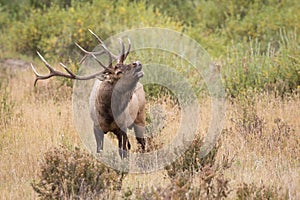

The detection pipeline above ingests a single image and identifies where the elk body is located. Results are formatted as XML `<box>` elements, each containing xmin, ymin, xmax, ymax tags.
<box><xmin>32</xmin><ymin>30</ymin><xmax>146</xmax><ymax>158</ymax></box>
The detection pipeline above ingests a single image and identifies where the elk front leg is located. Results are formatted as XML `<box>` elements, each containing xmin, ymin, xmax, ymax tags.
<box><xmin>94</xmin><ymin>125</ymin><xmax>104</xmax><ymax>153</ymax></box>
<box><xmin>116</xmin><ymin>129</ymin><xmax>131</xmax><ymax>159</ymax></box>
<box><xmin>134</xmin><ymin>124</ymin><xmax>145</xmax><ymax>151</ymax></box>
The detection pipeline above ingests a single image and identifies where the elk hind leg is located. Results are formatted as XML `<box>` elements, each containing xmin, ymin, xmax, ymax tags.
<box><xmin>134</xmin><ymin>124</ymin><xmax>145</xmax><ymax>151</ymax></box>
<box><xmin>116</xmin><ymin>129</ymin><xmax>130</xmax><ymax>159</ymax></box>
<box><xmin>94</xmin><ymin>125</ymin><xmax>104</xmax><ymax>153</ymax></box>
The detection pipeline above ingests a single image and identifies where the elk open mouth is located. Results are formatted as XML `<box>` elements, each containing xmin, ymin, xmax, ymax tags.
<box><xmin>136</xmin><ymin>68</ymin><xmax>144</xmax><ymax>78</ymax></box>
<box><xmin>134</xmin><ymin>62</ymin><xmax>144</xmax><ymax>78</ymax></box>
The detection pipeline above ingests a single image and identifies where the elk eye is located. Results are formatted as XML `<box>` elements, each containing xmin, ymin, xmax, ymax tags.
<box><xmin>116</xmin><ymin>71</ymin><xmax>122</xmax><ymax>75</ymax></box>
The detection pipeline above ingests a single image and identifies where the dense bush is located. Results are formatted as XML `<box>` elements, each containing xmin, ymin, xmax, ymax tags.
<box><xmin>33</xmin><ymin>142</ymin><xmax>289</xmax><ymax>199</ymax></box>
<box><xmin>162</xmin><ymin>137</ymin><xmax>233</xmax><ymax>199</ymax></box>
<box><xmin>31</xmin><ymin>146</ymin><xmax>123</xmax><ymax>199</ymax></box>
<box><xmin>164</xmin><ymin>136</ymin><xmax>221</xmax><ymax>178</ymax></box>
<box><xmin>0</xmin><ymin>0</ymin><xmax>181</xmax><ymax>60</ymax></box>
<box><xmin>142</xmin><ymin>0</ymin><xmax>300</xmax><ymax>96</ymax></box>
<box><xmin>134</xmin><ymin>0</ymin><xmax>299</xmax><ymax>55</ymax></box>
<box><xmin>0</xmin><ymin>0</ymin><xmax>299</xmax><ymax>95</ymax></box>
<box><xmin>222</xmin><ymin>30</ymin><xmax>300</xmax><ymax>97</ymax></box>
<box><xmin>29</xmin><ymin>0</ymin><xmax>92</xmax><ymax>10</ymax></box>
<box><xmin>127</xmin><ymin>169</ymin><xmax>231</xmax><ymax>199</ymax></box>
<box><xmin>122</xmin><ymin>136</ymin><xmax>233</xmax><ymax>199</ymax></box>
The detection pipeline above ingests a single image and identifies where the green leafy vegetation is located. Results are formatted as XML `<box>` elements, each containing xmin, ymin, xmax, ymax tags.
<box><xmin>0</xmin><ymin>0</ymin><xmax>299</xmax><ymax>96</ymax></box>
<box><xmin>0</xmin><ymin>0</ymin><xmax>181</xmax><ymax>59</ymax></box>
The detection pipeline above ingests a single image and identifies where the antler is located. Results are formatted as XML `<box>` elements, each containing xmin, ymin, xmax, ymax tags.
<box><xmin>31</xmin><ymin>51</ymin><xmax>110</xmax><ymax>86</ymax></box>
<box><xmin>76</xmin><ymin>30</ymin><xmax>131</xmax><ymax>65</ymax></box>
<box><xmin>118</xmin><ymin>38</ymin><xmax>131</xmax><ymax>64</ymax></box>
<box><xmin>32</xmin><ymin>30</ymin><xmax>132</xmax><ymax>86</ymax></box>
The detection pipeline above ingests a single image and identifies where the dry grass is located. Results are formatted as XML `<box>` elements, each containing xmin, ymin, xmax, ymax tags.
<box><xmin>0</xmin><ymin>66</ymin><xmax>299</xmax><ymax>199</ymax></box>
<box><xmin>221</xmin><ymin>94</ymin><xmax>300</xmax><ymax>199</ymax></box>
<box><xmin>0</xmin><ymin>67</ymin><xmax>79</xmax><ymax>199</ymax></box>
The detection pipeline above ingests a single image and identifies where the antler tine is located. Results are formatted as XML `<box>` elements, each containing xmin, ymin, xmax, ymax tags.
<box><xmin>59</xmin><ymin>62</ymin><xmax>76</xmax><ymax>77</ymax></box>
<box><xmin>118</xmin><ymin>38</ymin><xmax>126</xmax><ymax>63</ymax></box>
<box><xmin>75</xmin><ymin>42</ymin><xmax>106</xmax><ymax>64</ymax></box>
<box><xmin>88</xmin><ymin>29</ymin><xmax>118</xmax><ymax>59</ymax></box>
<box><xmin>88</xmin><ymin>29</ymin><xmax>104</xmax><ymax>45</ymax></box>
<box><xmin>32</xmin><ymin>51</ymin><xmax>78</xmax><ymax>85</ymax></box>
<box><xmin>36</xmin><ymin>51</ymin><xmax>55</xmax><ymax>73</ymax></box>
<box><xmin>89</xmin><ymin>29</ymin><xmax>126</xmax><ymax>68</ymax></box>
<box><xmin>75</xmin><ymin>40</ymin><xmax>114</xmax><ymax>72</ymax></box>
<box><xmin>31</xmin><ymin>52</ymin><xmax>107</xmax><ymax>86</ymax></box>
<box><xmin>31</xmin><ymin>63</ymin><xmax>44</xmax><ymax>86</ymax></box>
<box><xmin>124</xmin><ymin>38</ymin><xmax>131</xmax><ymax>61</ymax></box>
<box><xmin>91</xmin><ymin>54</ymin><xmax>114</xmax><ymax>73</ymax></box>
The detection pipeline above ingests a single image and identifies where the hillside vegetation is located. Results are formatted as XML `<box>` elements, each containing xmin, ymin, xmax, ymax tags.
<box><xmin>0</xmin><ymin>0</ymin><xmax>299</xmax><ymax>96</ymax></box>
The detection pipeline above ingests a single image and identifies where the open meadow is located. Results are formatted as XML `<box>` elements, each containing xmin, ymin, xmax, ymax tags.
<box><xmin>0</xmin><ymin>61</ymin><xmax>299</xmax><ymax>199</ymax></box>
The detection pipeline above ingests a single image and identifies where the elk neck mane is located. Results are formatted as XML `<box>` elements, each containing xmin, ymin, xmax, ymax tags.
<box><xmin>99</xmin><ymin>77</ymin><xmax>140</xmax><ymax>118</ymax></box>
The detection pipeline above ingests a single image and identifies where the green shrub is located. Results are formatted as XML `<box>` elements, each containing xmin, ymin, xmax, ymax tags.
<box><xmin>29</xmin><ymin>0</ymin><xmax>93</xmax><ymax>10</ymax></box>
<box><xmin>0</xmin><ymin>0</ymin><xmax>299</xmax><ymax>96</ymax></box>
<box><xmin>0</xmin><ymin>4</ymin><xmax>10</xmax><ymax>30</ymax></box>
<box><xmin>236</xmin><ymin>183</ymin><xmax>289</xmax><ymax>200</ymax></box>
<box><xmin>31</xmin><ymin>146</ymin><xmax>123</xmax><ymax>199</ymax></box>
<box><xmin>222</xmin><ymin>30</ymin><xmax>300</xmax><ymax>97</ymax></box>
<box><xmin>1</xmin><ymin>0</ymin><xmax>182</xmax><ymax>61</ymax></box>
<box><xmin>164</xmin><ymin>136</ymin><xmax>221</xmax><ymax>178</ymax></box>
<box><xmin>230</xmin><ymin>95</ymin><xmax>265</xmax><ymax>139</ymax></box>
<box><xmin>0</xmin><ymin>0</ymin><xmax>31</xmax><ymax>21</ymax></box>
<box><xmin>142</xmin><ymin>0</ymin><xmax>299</xmax><ymax>56</ymax></box>
<box><xmin>125</xmin><ymin>136</ymin><xmax>233</xmax><ymax>199</ymax></box>
<box><xmin>129</xmin><ymin>169</ymin><xmax>230</xmax><ymax>200</ymax></box>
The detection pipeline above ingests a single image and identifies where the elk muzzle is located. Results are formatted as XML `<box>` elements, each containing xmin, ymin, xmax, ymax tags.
<box><xmin>133</xmin><ymin>61</ymin><xmax>144</xmax><ymax>78</ymax></box>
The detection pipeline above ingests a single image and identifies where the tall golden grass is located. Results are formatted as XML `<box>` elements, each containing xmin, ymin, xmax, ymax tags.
<box><xmin>0</xmin><ymin>67</ymin><xmax>299</xmax><ymax>199</ymax></box>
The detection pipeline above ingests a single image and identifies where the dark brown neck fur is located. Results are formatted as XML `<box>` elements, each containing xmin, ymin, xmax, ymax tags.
<box><xmin>97</xmin><ymin>78</ymin><xmax>138</xmax><ymax>122</ymax></box>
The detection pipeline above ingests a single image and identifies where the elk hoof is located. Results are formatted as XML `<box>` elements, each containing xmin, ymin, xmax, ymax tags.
<box><xmin>119</xmin><ymin>149</ymin><xmax>129</xmax><ymax>159</ymax></box>
<box><xmin>96</xmin><ymin>148</ymin><xmax>103</xmax><ymax>153</ymax></box>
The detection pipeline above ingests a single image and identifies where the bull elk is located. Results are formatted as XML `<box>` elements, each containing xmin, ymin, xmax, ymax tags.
<box><xmin>31</xmin><ymin>30</ymin><xmax>146</xmax><ymax>158</ymax></box>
